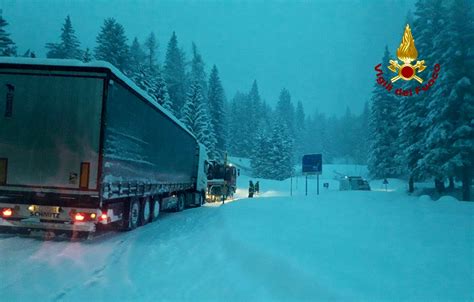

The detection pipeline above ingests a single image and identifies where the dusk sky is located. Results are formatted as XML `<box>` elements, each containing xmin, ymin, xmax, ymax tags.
<box><xmin>2</xmin><ymin>0</ymin><xmax>414</xmax><ymax>116</ymax></box>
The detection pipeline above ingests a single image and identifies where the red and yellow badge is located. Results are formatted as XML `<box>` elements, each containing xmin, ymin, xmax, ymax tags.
<box><xmin>374</xmin><ymin>24</ymin><xmax>440</xmax><ymax>97</ymax></box>
<box><xmin>388</xmin><ymin>24</ymin><xmax>426</xmax><ymax>83</ymax></box>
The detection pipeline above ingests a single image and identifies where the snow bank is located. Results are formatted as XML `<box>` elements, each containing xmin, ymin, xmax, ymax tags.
<box><xmin>0</xmin><ymin>164</ymin><xmax>472</xmax><ymax>301</ymax></box>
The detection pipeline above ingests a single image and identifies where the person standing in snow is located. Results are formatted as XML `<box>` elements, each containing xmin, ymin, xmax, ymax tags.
<box><xmin>255</xmin><ymin>181</ymin><xmax>260</xmax><ymax>195</ymax></box>
<box><xmin>248</xmin><ymin>180</ymin><xmax>255</xmax><ymax>198</ymax></box>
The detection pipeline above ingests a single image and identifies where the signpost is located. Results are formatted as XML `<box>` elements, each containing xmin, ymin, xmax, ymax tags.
<box><xmin>302</xmin><ymin>154</ymin><xmax>322</xmax><ymax>196</ymax></box>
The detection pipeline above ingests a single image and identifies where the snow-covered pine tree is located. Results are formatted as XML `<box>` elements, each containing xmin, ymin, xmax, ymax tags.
<box><xmin>208</xmin><ymin>65</ymin><xmax>227</xmax><ymax>160</ymax></box>
<box><xmin>129</xmin><ymin>37</ymin><xmax>146</xmax><ymax>77</ymax></box>
<box><xmin>83</xmin><ymin>48</ymin><xmax>92</xmax><ymax>62</ymax></box>
<box><xmin>187</xmin><ymin>42</ymin><xmax>218</xmax><ymax>157</ymax></box>
<box><xmin>181</xmin><ymin>80</ymin><xmax>216</xmax><ymax>157</ymax></box>
<box><xmin>227</xmin><ymin>92</ymin><xmax>252</xmax><ymax>157</ymax></box>
<box><xmin>248</xmin><ymin>80</ymin><xmax>262</xmax><ymax>132</ymax></box>
<box><xmin>46</xmin><ymin>15</ymin><xmax>82</xmax><ymax>59</ymax></box>
<box><xmin>0</xmin><ymin>13</ymin><xmax>16</xmax><ymax>56</ymax></box>
<box><xmin>248</xmin><ymin>80</ymin><xmax>264</xmax><ymax>164</ymax></box>
<box><xmin>275</xmin><ymin>88</ymin><xmax>296</xmax><ymax>165</ymax></box>
<box><xmin>267</xmin><ymin>118</ymin><xmax>294</xmax><ymax>180</ymax></box>
<box><xmin>144</xmin><ymin>32</ymin><xmax>158</xmax><ymax>68</ymax></box>
<box><xmin>368</xmin><ymin>46</ymin><xmax>400</xmax><ymax>178</ymax></box>
<box><xmin>251</xmin><ymin>127</ymin><xmax>272</xmax><ymax>178</ymax></box>
<box><xmin>94</xmin><ymin>18</ymin><xmax>130</xmax><ymax>73</ymax></box>
<box><xmin>190</xmin><ymin>43</ymin><xmax>208</xmax><ymax>101</ymax></box>
<box><xmin>153</xmin><ymin>71</ymin><xmax>173</xmax><ymax>112</ymax></box>
<box><xmin>276</xmin><ymin>88</ymin><xmax>296</xmax><ymax>138</ymax></box>
<box><xmin>294</xmin><ymin>100</ymin><xmax>306</xmax><ymax>161</ymax></box>
<box><xmin>164</xmin><ymin>32</ymin><xmax>187</xmax><ymax>115</ymax></box>
<box><xmin>421</xmin><ymin>0</ymin><xmax>474</xmax><ymax>200</ymax></box>
<box><xmin>397</xmin><ymin>0</ymin><xmax>444</xmax><ymax>192</ymax></box>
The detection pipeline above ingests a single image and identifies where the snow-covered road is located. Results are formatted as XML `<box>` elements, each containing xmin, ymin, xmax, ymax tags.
<box><xmin>1</xmin><ymin>175</ymin><xmax>473</xmax><ymax>301</ymax></box>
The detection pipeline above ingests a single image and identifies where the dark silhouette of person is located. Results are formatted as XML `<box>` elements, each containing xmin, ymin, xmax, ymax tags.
<box><xmin>248</xmin><ymin>180</ymin><xmax>255</xmax><ymax>198</ymax></box>
<box><xmin>255</xmin><ymin>181</ymin><xmax>260</xmax><ymax>194</ymax></box>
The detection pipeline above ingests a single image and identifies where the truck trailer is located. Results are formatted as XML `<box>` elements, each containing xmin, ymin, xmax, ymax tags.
<box><xmin>0</xmin><ymin>58</ymin><xmax>208</xmax><ymax>237</ymax></box>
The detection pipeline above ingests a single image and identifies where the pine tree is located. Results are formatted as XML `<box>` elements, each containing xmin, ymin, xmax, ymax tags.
<box><xmin>227</xmin><ymin>92</ymin><xmax>252</xmax><ymax>157</ymax></box>
<box><xmin>144</xmin><ymin>32</ymin><xmax>158</xmax><ymax>68</ymax></box>
<box><xmin>208</xmin><ymin>65</ymin><xmax>227</xmax><ymax>160</ymax></box>
<box><xmin>0</xmin><ymin>13</ymin><xmax>16</xmax><ymax>56</ymax></box>
<box><xmin>421</xmin><ymin>0</ymin><xmax>474</xmax><ymax>200</ymax></box>
<box><xmin>275</xmin><ymin>88</ymin><xmax>296</xmax><ymax>164</ymax></box>
<box><xmin>190</xmin><ymin>43</ymin><xmax>208</xmax><ymax>100</ymax></box>
<box><xmin>294</xmin><ymin>100</ymin><xmax>306</xmax><ymax>160</ymax></box>
<box><xmin>94</xmin><ymin>18</ymin><xmax>129</xmax><ymax>72</ymax></box>
<box><xmin>83</xmin><ymin>48</ymin><xmax>92</xmax><ymax>62</ymax></box>
<box><xmin>46</xmin><ymin>16</ymin><xmax>82</xmax><ymax>59</ymax></box>
<box><xmin>181</xmin><ymin>81</ymin><xmax>216</xmax><ymax>156</ymax></box>
<box><xmin>251</xmin><ymin>127</ymin><xmax>272</xmax><ymax>178</ymax></box>
<box><xmin>154</xmin><ymin>71</ymin><xmax>173</xmax><ymax>112</ymax></box>
<box><xmin>267</xmin><ymin>119</ymin><xmax>294</xmax><ymax>180</ymax></box>
<box><xmin>248</xmin><ymin>80</ymin><xmax>263</xmax><ymax>163</ymax></box>
<box><xmin>276</xmin><ymin>88</ymin><xmax>295</xmax><ymax>137</ymax></box>
<box><xmin>368</xmin><ymin>46</ymin><xmax>400</xmax><ymax>178</ymax></box>
<box><xmin>164</xmin><ymin>32</ymin><xmax>187</xmax><ymax>114</ymax></box>
<box><xmin>129</xmin><ymin>37</ymin><xmax>146</xmax><ymax>76</ymax></box>
<box><xmin>248</xmin><ymin>80</ymin><xmax>262</xmax><ymax>131</ymax></box>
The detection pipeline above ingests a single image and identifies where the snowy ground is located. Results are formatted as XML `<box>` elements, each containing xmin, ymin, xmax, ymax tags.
<box><xmin>0</xmin><ymin>165</ymin><xmax>473</xmax><ymax>301</ymax></box>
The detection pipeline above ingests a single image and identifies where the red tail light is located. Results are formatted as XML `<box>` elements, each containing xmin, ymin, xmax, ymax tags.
<box><xmin>74</xmin><ymin>213</ymin><xmax>85</xmax><ymax>221</ymax></box>
<box><xmin>2</xmin><ymin>208</ymin><xmax>12</xmax><ymax>217</ymax></box>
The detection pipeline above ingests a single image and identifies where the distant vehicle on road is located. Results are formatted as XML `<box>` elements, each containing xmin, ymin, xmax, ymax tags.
<box><xmin>0</xmin><ymin>58</ymin><xmax>208</xmax><ymax>238</ymax></box>
<box><xmin>339</xmin><ymin>176</ymin><xmax>371</xmax><ymax>191</ymax></box>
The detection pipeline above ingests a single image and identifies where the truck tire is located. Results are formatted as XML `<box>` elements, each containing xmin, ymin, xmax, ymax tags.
<box><xmin>196</xmin><ymin>192</ymin><xmax>204</xmax><ymax>207</ymax></box>
<box><xmin>151</xmin><ymin>198</ymin><xmax>160</xmax><ymax>222</ymax></box>
<box><xmin>140</xmin><ymin>197</ymin><xmax>151</xmax><ymax>225</ymax></box>
<box><xmin>122</xmin><ymin>197</ymin><xmax>140</xmax><ymax>231</ymax></box>
<box><xmin>176</xmin><ymin>193</ymin><xmax>185</xmax><ymax>212</ymax></box>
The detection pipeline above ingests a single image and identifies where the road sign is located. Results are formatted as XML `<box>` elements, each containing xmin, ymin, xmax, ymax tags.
<box><xmin>302</xmin><ymin>154</ymin><xmax>322</xmax><ymax>174</ymax></box>
<box><xmin>302</xmin><ymin>154</ymin><xmax>322</xmax><ymax>196</ymax></box>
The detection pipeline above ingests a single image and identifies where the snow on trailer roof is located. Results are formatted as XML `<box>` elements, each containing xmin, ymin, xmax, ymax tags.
<box><xmin>0</xmin><ymin>57</ymin><xmax>197</xmax><ymax>140</ymax></box>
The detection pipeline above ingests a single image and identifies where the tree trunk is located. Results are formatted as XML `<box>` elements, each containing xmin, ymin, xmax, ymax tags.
<box><xmin>408</xmin><ymin>175</ymin><xmax>414</xmax><ymax>193</ymax></box>
<box><xmin>462</xmin><ymin>166</ymin><xmax>471</xmax><ymax>201</ymax></box>
<box><xmin>435</xmin><ymin>178</ymin><xmax>445</xmax><ymax>193</ymax></box>
<box><xmin>448</xmin><ymin>177</ymin><xmax>454</xmax><ymax>191</ymax></box>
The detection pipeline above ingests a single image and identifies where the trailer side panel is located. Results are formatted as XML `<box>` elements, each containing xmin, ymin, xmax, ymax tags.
<box><xmin>102</xmin><ymin>79</ymin><xmax>198</xmax><ymax>192</ymax></box>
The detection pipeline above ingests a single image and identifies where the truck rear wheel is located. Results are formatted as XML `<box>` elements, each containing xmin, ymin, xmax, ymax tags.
<box><xmin>151</xmin><ymin>198</ymin><xmax>160</xmax><ymax>221</ymax></box>
<box><xmin>176</xmin><ymin>193</ymin><xmax>185</xmax><ymax>212</ymax></box>
<box><xmin>140</xmin><ymin>197</ymin><xmax>151</xmax><ymax>225</ymax></box>
<box><xmin>121</xmin><ymin>197</ymin><xmax>140</xmax><ymax>231</ymax></box>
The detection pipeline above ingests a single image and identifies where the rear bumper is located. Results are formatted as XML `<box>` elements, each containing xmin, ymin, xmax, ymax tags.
<box><xmin>0</xmin><ymin>218</ymin><xmax>96</xmax><ymax>232</ymax></box>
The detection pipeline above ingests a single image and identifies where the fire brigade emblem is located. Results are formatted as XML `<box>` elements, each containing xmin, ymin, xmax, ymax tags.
<box><xmin>388</xmin><ymin>24</ymin><xmax>426</xmax><ymax>83</ymax></box>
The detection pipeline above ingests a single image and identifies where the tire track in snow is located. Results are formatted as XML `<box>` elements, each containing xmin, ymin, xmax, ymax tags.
<box><xmin>52</xmin><ymin>237</ymin><xmax>130</xmax><ymax>301</ymax></box>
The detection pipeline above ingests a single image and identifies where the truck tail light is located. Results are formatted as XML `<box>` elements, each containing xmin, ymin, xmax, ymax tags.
<box><xmin>79</xmin><ymin>162</ymin><xmax>90</xmax><ymax>189</ymax></box>
<box><xmin>74</xmin><ymin>213</ymin><xmax>85</xmax><ymax>221</ymax></box>
<box><xmin>100</xmin><ymin>213</ymin><xmax>108</xmax><ymax>221</ymax></box>
<box><xmin>2</xmin><ymin>208</ymin><xmax>13</xmax><ymax>217</ymax></box>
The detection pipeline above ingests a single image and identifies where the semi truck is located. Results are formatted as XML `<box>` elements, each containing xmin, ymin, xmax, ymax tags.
<box><xmin>206</xmin><ymin>159</ymin><xmax>238</xmax><ymax>203</ymax></box>
<box><xmin>0</xmin><ymin>58</ymin><xmax>208</xmax><ymax>237</ymax></box>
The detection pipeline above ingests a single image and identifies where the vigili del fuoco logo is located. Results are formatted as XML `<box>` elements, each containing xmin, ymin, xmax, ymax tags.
<box><xmin>374</xmin><ymin>24</ymin><xmax>440</xmax><ymax>97</ymax></box>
